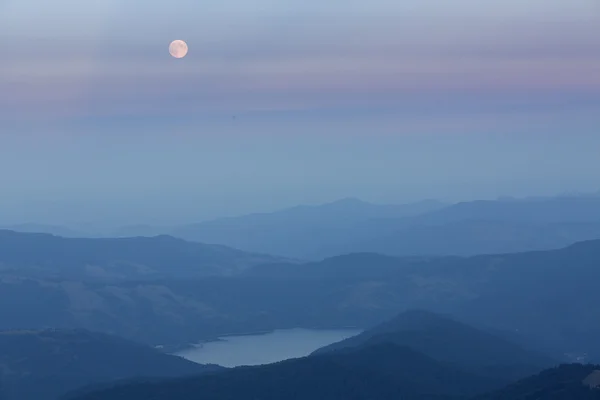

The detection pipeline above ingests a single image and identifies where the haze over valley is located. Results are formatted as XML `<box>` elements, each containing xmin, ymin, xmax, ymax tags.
<box><xmin>2</xmin><ymin>192</ymin><xmax>600</xmax><ymax>400</ymax></box>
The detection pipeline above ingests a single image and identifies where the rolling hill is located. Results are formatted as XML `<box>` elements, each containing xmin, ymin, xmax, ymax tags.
<box><xmin>2</xmin><ymin>238</ymin><xmax>600</xmax><ymax>359</ymax></box>
<box><xmin>64</xmin><ymin>342</ymin><xmax>504</xmax><ymax>400</ymax></box>
<box><xmin>314</xmin><ymin>309</ymin><xmax>554</xmax><ymax>382</ymax></box>
<box><xmin>246</xmin><ymin>240</ymin><xmax>600</xmax><ymax>360</ymax></box>
<box><xmin>0</xmin><ymin>329</ymin><xmax>221</xmax><ymax>400</ymax></box>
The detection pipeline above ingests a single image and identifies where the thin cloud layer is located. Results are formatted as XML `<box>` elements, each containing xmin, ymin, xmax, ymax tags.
<box><xmin>1</xmin><ymin>0</ymin><xmax>599</xmax><ymax>120</ymax></box>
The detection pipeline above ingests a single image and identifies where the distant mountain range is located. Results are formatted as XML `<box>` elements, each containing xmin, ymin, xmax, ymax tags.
<box><xmin>411</xmin><ymin>196</ymin><xmax>600</xmax><ymax>225</ymax></box>
<box><xmin>1</xmin><ymin>223</ymin><xmax>93</xmax><ymax>238</ymax></box>
<box><xmin>2</xmin><ymin>198</ymin><xmax>448</xmax><ymax>258</ymax></box>
<box><xmin>7</xmin><ymin>195</ymin><xmax>600</xmax><ymax>259</ymax></box>
<box><xmin>298</xmin><ymin>196</ymin><xmax>600</xmax><ymax>258</ymax></box>
<box><xmin>116</xmin><ymin>195</ymin><xmax>600</xmax><ymax>259</ymax></box>
<box><xmin>0</xmin><ymin>329</ymin><xmax>220</xmax><ymax>400</ymax></box>
<box><xmin>168</xmin><ymin>198</ymin><xmax>448</xmax><ymax>258</ymax></box>
<box><xmin>0</xmin><ymin>230</ymin><xmax>286</xmax><ymax>280</ymax></box>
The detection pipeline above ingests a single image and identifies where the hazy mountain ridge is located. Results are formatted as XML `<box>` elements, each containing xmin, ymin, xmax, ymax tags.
<box><xmin>322</xmin><ymin>219</ymin><xmax>600</xmax><ymax>259</ymax></box>
<box><xmin>0</xmin><ymin>229</ymin><xmax>286</xmax><ymax>280</ymax></box>
<box><xmin>414</xmin><ymin>197</ymin><xmax>600</xmax><ymax>225</ymax></box>
<box><xmin>248</xmin><ymin>239</ymin><xmax>600</xmax><ymax>359</ymax></box>
<box><xmin>8</xmin><ymin>196</ymin><xmax>600</xmax><ymax>260</ymax></box>
<box><xmin>311</xmin><ymin>196</ymin><xmax>600</xmax><ymax>258</ymax></box>
<box><xmin>1</xmin><ymin>224</ymin><xmax>93</xmax><ymax>238</ymax></box>
<box><xmin>169</xmin><ymin>198</ymin><xmax>448</xmax><ymax>258</ymax></box>
<box><xmin>2</xmin><ymin>239</ymin><xmax>600</xmax><ymax>359</ymax></box>
<box><xmin>164</xmin><ymin>196</ymin><xmax>600</xmax><ymax>258</ymax></box>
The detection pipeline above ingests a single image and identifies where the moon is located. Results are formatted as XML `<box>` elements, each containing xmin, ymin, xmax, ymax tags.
<box><xmin>169</xmin><ymin>40</ymin><xmax>188</xmax><ymax>59</ymax></box>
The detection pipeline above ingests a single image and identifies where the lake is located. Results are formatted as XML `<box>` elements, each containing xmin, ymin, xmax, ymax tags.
<box><xmin>176</xmin><ymin>328</ymin><xmax>362</xmax><ymax>367</ymax></box>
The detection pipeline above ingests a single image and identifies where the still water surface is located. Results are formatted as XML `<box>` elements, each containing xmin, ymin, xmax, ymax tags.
<box><xmin>176</xmin><ymin>328</ymin><xmax>361</xmax><ymax>367</ymax></box>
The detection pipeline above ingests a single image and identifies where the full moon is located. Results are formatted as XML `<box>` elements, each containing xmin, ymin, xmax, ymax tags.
<box><xmin>169</xmin><ymin>40</ymin><xmax>188</xmax><ymax>59</ymax></box>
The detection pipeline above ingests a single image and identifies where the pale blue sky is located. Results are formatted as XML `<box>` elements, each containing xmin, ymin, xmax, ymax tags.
<box><xmin>0</xmin><ymin>0</ymin><xmax>599</xmax><ymax>225</ymax></box>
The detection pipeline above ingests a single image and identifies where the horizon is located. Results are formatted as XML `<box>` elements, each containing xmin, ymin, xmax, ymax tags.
<box><xmin>2</xmin><ymin>190</ymin><xmax>600</xmax><ymax>230</ymax></box>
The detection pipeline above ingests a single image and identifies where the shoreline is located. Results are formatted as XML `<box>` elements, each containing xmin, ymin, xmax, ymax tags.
<box><xmin>159</xmin><ymin>326</ymin><xmax>362</xmax><ymax>355</ymax></box>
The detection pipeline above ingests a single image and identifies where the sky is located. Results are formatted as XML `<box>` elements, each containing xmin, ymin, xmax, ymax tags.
<box><xmin>0</xmin><ymin>0</ymin><xmax>599</xmax><ymax>226</ymax></box>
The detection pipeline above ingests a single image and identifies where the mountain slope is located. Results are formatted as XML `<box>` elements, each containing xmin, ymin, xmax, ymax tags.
<box><xmin>170</xmin><ymin>198</ymin><xmax>447</xmax><ymax>258</ymax></box>
<box><xmin>3</xmin><ymin>239</ymin><xmax>600</xmax><ymax>357</ymax></box>
<box><xmin>67</xmin><ymin>343</ymin><xmax>501</xmax><ymax>400</ymax></box>
<box><xmin>0</xmin><ymin>230</ymin><xmax>284</xmax><ymax>280</ymax></box>
<box><xmin>314</xmin><ymin>310</ymin><xmax>554</xmax><ymax>382</ymax></box>
<box><xmin>413</xmin><ymin>197</ymin><xmax>600</xmax><ymax>225</ymax></box>
<box><xmin>245</xmin><ymin>240</ymin><xmax>600</xmax><ymax>361</ymax></box>
<box><xmin>476</xmin><ymin>364</ymin><xmax>600</xmax><ymax>400</ymax></box>
<box><xmin>324</xmin><ymin>219</ymin><xmax>600</xmax><ymax>258</ymax></box>
<box><xmin>243</xmin><ymin>252</ymin><xmax>412</xmax><ymax>279</ymax></box>
<box><xmin>366</xmin><ymin>197</ymin><xmax>600</xmax><ymax>257</ymax></box>
<box><xmin>12</xmin><ymin>196</ymin><xmax>600</xmax><ymax>260</ymax></box>
<box><xmin>169</xmin><ymin>196</ymin><xmax>600</xmax><ymax>259</ymax></box>
<box><xmin>0</xmin><ymin>329</ymin><xmax>221</xmax><ymax>400</ymax></box>
<box><xmin>2</xmin><ymin>224</ymin><xmax>91</xmax><ymax>238</ymax></box>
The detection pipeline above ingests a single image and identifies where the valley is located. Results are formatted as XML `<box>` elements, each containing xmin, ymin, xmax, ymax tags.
<box><xmin>2</xmin><ymin>195</ymin><xmax>600</xmax><ymax>399</ymax></box>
